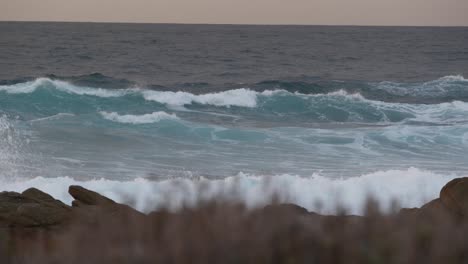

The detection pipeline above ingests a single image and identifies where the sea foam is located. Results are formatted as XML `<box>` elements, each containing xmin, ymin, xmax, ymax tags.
<box><xmin>100</xmin><ymin>111</ymin><xmax>179</xmax><ymax>124</ymax></box>
<box><xmin>0</xmin><ymin>168</ymin><xmax>459</xmax><ymax>215</ymax></box>
<box><xmin>142</xmin><ymin>89</ymin><xmax>259</xmax><ymax>107</ymax></box>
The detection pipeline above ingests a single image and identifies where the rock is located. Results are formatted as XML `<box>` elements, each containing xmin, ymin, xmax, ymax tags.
<box><xmin>0</xmin><ymin>189</ymin><xmax>71</xmax><ymax>228</ymax></box>
<box><xmin>16</xmin><ymin>203</ymin><xmax>70</xmax><ymax>226</ymax></box>
<box><xmin>68</xmin><ymin>186</ymin><xmax>115</xmax><ymax>206</ymax></box>
<box><xmin>440</xmin><ymin>177</ymin><xmax>468</xmax><ymax>216</ymax></box>
<box><xmin>400</xmin><ymin>178</ymin><xmax>468</xmax><ymax>218</ymax></box>
<box><xmin>68</xmin><ymin>186</ymin><xmax>146</xmax><ymax>223</ymax></box>
<box><xmin>22</xmin><ymin>188</ymin><xmax>70</xmax><ymax>209</ymax></box>
<box><xmin>261</xmin><ymin>204</ymin><xmax>309</xmax><ymax>216</ymax></box>
<box><xmin>399</xmin><ymin>198</ymin><xmax>451</xmax><ymax>218</ymax></box>
<box><xmin>22</xmin><ymin>188</ymin><xmax>56</xmax><ymax>203</ymax></box>
<box><xmin>421</xmin><ymin>198</ymin><xmax>448</xmax><ymax>213</ymax></box>
<box><xmin>399</xmin><ymin>207</ymin><xmax>420</xmax><ymax>216</ymax></box>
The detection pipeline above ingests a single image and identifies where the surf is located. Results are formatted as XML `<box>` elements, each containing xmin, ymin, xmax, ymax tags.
<box><xmin>0</xmin><ymin>168</ymin><xmax>460</xmax><ymax>215</ymax></box>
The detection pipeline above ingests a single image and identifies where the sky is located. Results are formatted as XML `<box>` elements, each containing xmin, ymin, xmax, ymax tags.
<box><xmin>1</xmin><ymin>0</ymin><xmax>468</xmax><ymax>26</ymax></box>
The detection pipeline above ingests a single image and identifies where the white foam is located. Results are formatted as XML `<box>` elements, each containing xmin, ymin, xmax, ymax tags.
<box><xmin>0</xmin><ymin>78</ymin><xmax>268</xmax><ymax>108</ymax></box>
<box><xmin>100</xmin><ymin>111</ymin><xmax>179</xmax><ymax>124</ymax></box>
<box><xmin>431</xmin><ymin>75</ymin><xmax>467</xmax><ymax>83</ymax></box>
<box><xmin>0</xmin><ymin>78</ymin><xmax>128</xmax><ymax>97</ymax></box>
<box><xmin>0</xmin><ymin>78</ymin><xmax>47</xmax><ymax>94</ymax></box>
<box><xmin>0</xmin><ymin>168</ymin><xmax>460</xmax><ymax>215</ymax></box>
<box><xmin>297</xmin><ymin>89</ymin><xmax>367</xmax><ymax>100</ymax></box>
<box><xmin>0</xmin><ymin>116</ymin><xmax>28</xmax><ymax>178</ymax></box>
<box><xmin>52</xmin><ymin>79</ymin><xmax>128</xmax><ymax>97</ymax></box>
<box><xmin>142</xmin><ymin>88</ymin><xmax>351</xmax><ymax>107</ymax></box>
<box><xmin>259</xmin><ymin>89</ymin><xmax>366</xmax><ymax>100</ymax></box>
<box><xmin>142</xmin><ymin>88</ymin><xmax>259</xmax><ymax>107</ymax></box>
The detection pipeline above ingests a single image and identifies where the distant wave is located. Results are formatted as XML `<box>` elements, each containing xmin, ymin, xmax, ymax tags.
<box><xmin>373</xmin><ymin>75</ymin><xmax>468</xmax><ymax>101</ymax></box>
<box><xmin>1</xmin><ymin>74</ymin><xmax>467</xmax><ymax>104</ymax></box>
<box><xmin>0</xmin><ymin>78</ymin><xmax>261</xmax><ymax>107</ymax></box>
<box><xmin>377</xmin><ymin>75</ymin><xmax>467</xmax><ymax>89</ymax></box>
<box><xmin>141</xmin><ymin>89</ymin><xmax>260</xmax><ymax>108</ymax></box>
<box><xmin>2</xmin><ymin>76</ymin><xmax>468</xmax><ymax>124</ymax></box>
<box><xmin>0</xmin><ymin>168</ymin><xmax>459</xmax><ymax>215</ymax></box>
<box><xmin>100</xmin><ymin>111</ymin><xmax>179</xmax><ymax>124</ymax></box>
<box><xmin>0</xmin><ymin>78</ymin><xmax>127</xmax><ymax>97</ymax></box>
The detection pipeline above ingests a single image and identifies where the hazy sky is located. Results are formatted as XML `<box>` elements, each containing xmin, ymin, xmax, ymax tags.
<box><xmin>1</xmin><ymin>0</ymin><xmax>468</xmax><ymax>26</ymax></box>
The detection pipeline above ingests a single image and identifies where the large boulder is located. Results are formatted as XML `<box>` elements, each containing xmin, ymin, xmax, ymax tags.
<box><xmin>68</xmin><ymin>186</ymin><xmax>115</xmax><ymax>207</ymax></box>
<box><xmin>0</xmin><ymin>188</ymin><xmax>71</xmax><ymax>228</ymax></box>
<box><xmin>68</xmin><ymin>185</ymin><xmax>145</xmax><ymax>223</ymax></box>
<box><xmin>401</xmin><ymin>198</ymin><xmax>451</xmax><ymax>217</ymax></box>
<box><xmin>440</xmin><ymin>177</ymin><xmax>468</xmax><ymax>216</ymax></box>
<box><xmin>421</xmin><ymin>198</ymin><xmax>448</xmax><ymax>213</ymax></box>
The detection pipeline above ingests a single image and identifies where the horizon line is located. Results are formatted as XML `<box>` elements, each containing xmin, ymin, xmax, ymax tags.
<box><xmin>1</xmin><ymin>20</ymin><xmax>468</xmax><ymax>28</ymax></box>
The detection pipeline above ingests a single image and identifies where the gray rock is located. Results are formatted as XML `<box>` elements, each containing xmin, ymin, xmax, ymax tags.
<box><xmin>0</xmin><ymin>189</ymin><xmax>71</xmax><ymax>228</ymax></box>
<box><xmin>68</xmin><ymin>185</ymin><xmax>146</xmax><ymax>222</ymax></box>
<box><xmin>69</xmin><ymin>185</ymin><xmax>115</xmax><ymax>206</ymax></box>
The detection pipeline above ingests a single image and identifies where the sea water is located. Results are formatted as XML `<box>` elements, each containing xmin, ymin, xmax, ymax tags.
<box><xmin>1</xmin><ymin>22</ymin><xmax>467</xmax><ymax>214</ymax></box>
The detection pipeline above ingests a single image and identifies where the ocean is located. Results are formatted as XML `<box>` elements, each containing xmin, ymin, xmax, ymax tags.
<box><xmin>1</xmin><ymin>22</ymin><xmax>467</xmax><ymax>214</ymax></box>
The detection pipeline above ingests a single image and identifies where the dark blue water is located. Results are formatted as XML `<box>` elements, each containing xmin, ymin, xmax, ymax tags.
<box><xmin>1</xmin><ymin>22</ymin><xmax>467</xmax><ymax>213</ymax></box>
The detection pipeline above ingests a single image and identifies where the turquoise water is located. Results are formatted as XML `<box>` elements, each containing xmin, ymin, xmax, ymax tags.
<box><xmin>1</xmin><ymin>76</ymin><xmax>468</xmax><ymax>181</ymax></box>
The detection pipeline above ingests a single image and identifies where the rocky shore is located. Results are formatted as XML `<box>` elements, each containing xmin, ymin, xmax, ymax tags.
<box><xmin>1</xmin><ymin>177</ymin><xmax>468</xmax><ymax>263</ymax></box>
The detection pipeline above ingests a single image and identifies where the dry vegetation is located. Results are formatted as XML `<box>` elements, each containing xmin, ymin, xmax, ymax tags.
<box><xmin>1</xmin><ymin>198</ymin><xmax>468</xmax><ymax>264</ymax></box>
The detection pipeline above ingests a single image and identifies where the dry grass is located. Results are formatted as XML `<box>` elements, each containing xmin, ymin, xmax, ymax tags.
<box><xmin>1</xmin><ymin>198</ymin><xmax>468</xmax><ymax>264</ymax></box>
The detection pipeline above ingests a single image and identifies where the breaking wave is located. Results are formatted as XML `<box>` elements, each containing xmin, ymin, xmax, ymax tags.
<box><xmin>142</xmin><ymin>89</ymin><xmax>260</xmax><ymax>107</ymax></box>
<box><xmin>1</xmin><ymin>75</ymin><xmax>467</xmax><ymax>105</ymax></box>
<box><xmin>0</xmin><ymin>78</ymin><xmax>126</xmax><ymax>97</ymax></box>
<box><xmin>100</xmin><ymin>111</ymin><xmax>179</xmax><ymax>124</ymax></box>
<box><xmin>1</xmin><ymin>76</ymin><xmax>468</xmax><ymax>125</ymax></box>
<box><xmin>0</xmin><ymin>168</ymin><xmax>460</xmax><ymax>215</ymax></box>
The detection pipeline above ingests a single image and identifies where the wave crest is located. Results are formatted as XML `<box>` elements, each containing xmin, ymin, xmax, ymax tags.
<box><xmin>100</xmin><ymin>111</ymin><xmax>179</xmax><ymax>124</ymax></box>
<box><xmin>0</xmin><ymin>78</ymin><xmax>127</xmax><ymax>97</ymax></box>
<box><xmin>142</xmin><ymin>89</ymin><xmax>259</xmax><ymax>107</ymax></box>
